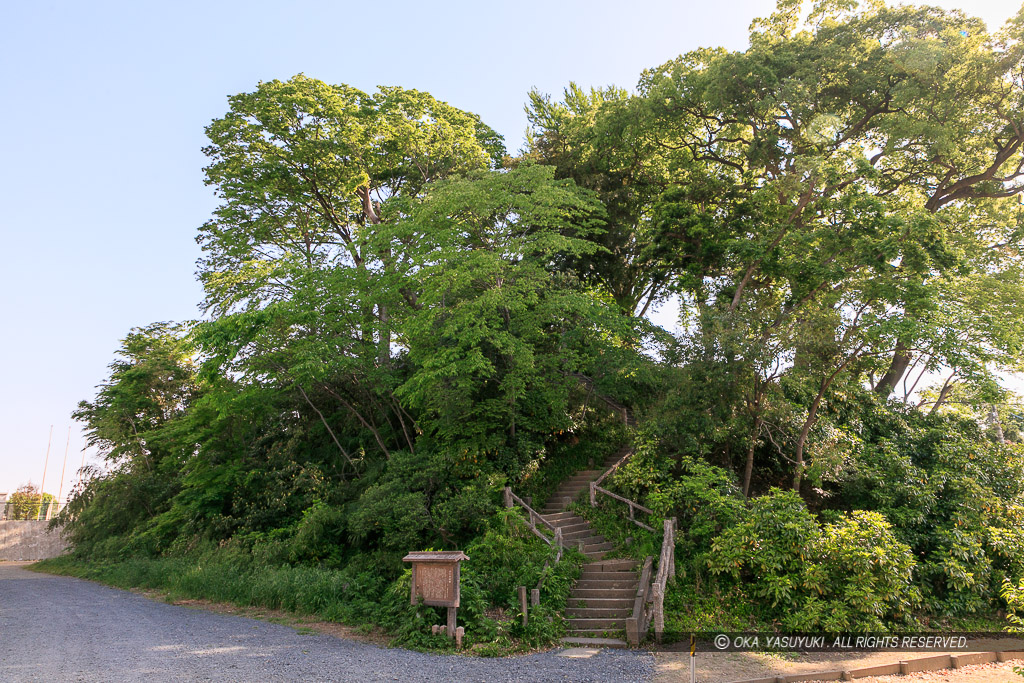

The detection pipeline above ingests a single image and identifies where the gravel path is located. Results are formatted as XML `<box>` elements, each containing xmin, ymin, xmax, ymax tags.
<box><xmin>0</xmin><ymin>562</ymin><xmax>654</xmax><ymax>682</ymax></box>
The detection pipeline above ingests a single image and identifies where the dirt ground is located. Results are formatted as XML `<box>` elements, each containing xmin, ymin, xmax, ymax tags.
<box><xmin>654</xmin><ymin>650</ymin><xmax>1023</xmax><ymax>682</ymax></box>
<box><xmin>854</xmin><ymin>661</ymin><xmax>1021</xmax><ymax>683</ymax></box>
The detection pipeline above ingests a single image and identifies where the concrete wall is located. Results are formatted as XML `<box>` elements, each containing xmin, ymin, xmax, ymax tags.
<box><xmin>0</xmin><ymin>521</ymin><xmax>67</xmax><ymax>561</ymax></box>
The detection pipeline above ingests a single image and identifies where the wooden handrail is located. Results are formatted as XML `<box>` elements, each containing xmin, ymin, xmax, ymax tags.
<box><xmin>592</xmin><ymin>485</ymin><xmax>655</xmax><ymax>531</ymax></box>
<box><xmin>588</xmin><ymin>448</ymin><xmax>656</xmax><ymax>532</ymax></box>
<box><xmin>593</xmin><ymin>448</ymin><xmax>634</xmax><ymax>488</ymax></box>
<box><xmin>625</xmin><ymin>556</ymin><xmax>653</xmax><ymax>645</ymax></box>
<box><xmin>625</xmin><ymin>517</ymin><xmax>677</xmax><ymax>646</ymax></box>
<box><xmin>650</xmin><ymin>517</ymin><xmax>676</xmax><ymax>643</ymax></box>
<box><xmin>503</xmin><ymin>487</ymin><xmax>563</xmax><ymax>561</ymax></box>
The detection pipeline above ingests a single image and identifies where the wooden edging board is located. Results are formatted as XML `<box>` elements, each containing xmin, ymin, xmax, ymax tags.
<box><xmin>726</xmin><ymin>650</ymin><xmax>1024</xmax><ymax>683</ymax></box>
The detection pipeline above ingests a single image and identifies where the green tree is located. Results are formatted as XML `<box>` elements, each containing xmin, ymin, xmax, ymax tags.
<box><xmin>199</xmin><ymin>75</ymin><xmax>504</xmax><ymax>351</ymax></box>
<box><xmin>195</xmin><ymin>74</ymin><xmax>509</xmax><ymax>465</ymax></box>
<box><xmin>6</xmin><ymin>483</ymin><xmax>55</xmax><ymax>520</ymax></box>
<box><xmin>525</xmin><ymin>84</ymin><xmax>674</xmax><ymax>317</ymax></box>
<box><xmin>624</xmin><ymin>0</ymin><xmax>1024</xmax><ymax>491</ymax></box>
<box><xmin>61</xmin><ymin>323</ymin><xmax>200</xmax><ymax>555</ymax></box>
<box><xmin>392</xmin><ymin>163</ymin><xmax>636</xmax><ymax>473</ymax></box>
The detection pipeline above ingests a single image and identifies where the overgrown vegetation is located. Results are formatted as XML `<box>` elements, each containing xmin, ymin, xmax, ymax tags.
<box><xmin>39</xmin><ymin>509</ymin><xmax>580</xmax><ymax>654</ymax></box>
<box><xmin>52</xmin><ymin>0</ymin><xmax>1024</xmax><ymax>648</ymax></box>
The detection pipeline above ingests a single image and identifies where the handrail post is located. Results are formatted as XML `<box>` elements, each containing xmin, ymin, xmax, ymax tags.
<box><xmin>668</xmin><ymin>517</ymin><xmax>677</xmax><ymax>581</ymax></box>
<box><xmin>654</xmin><ymin>582</ymin><xmax>664</xmax><ymax>644</ymax></box>
<box><xmin>589</xmin><ymin>481</ymin><xmax>596</xmax><ymax>507</ymax></box>
<box><xmin>503</xmin><ymin>487</ymin><xmax>513</xmax><ymax>509</ymax></box>
<box><xmin>555</xmin><ymin>527</ymin><xmax>563</xmax><ymax>562</ymax></box>
<box><xmin>625</xmin><ymin>616</ymin><xmax>639</xmax><ymax>646</ymax></box>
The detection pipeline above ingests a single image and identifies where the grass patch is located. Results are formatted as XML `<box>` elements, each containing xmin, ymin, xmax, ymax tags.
<box><xmin>32</xmin><ymin>512</ymin><xmax>585</xmax><ymax>656</ymax></box>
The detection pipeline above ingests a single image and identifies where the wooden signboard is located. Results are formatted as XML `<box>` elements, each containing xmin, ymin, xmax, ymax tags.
<box><xmin>402</xmin><ymin>551</ymin><xmax>468</xmax><ymax>607</ymax></box>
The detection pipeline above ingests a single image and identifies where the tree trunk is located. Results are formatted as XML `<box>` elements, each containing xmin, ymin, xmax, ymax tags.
<box><xmin>927</xmin><ymin>374</ymin><xmax>956</xmax><ymax>416</ymax></box>
<box><xmin>378</xmin><ymin>303</ymin><xmax>390</xmax><ymax>367</ymax></box>
<box><xmin>989</xmin><ymin>404</ymin><xmax>1006</xmax><ymax>444</ymax></box>
<box><xmin>792</xmin><ymin>402</ymin><xmax>819</xmax><ymax>491</ymax></box>
<box><xmin>874</xmin><ymin>342</ymin><xmax>911</xmax><ymax>396</ymax></box>
<box><xmin>742</xmin><ymin>416</ymin><xmax>763</xmax><ymax>499</ymax></box>
<box><xmin>792</xmin><ymin>353</ymin><xmax>855</xmax><ymax>491</ymax></box>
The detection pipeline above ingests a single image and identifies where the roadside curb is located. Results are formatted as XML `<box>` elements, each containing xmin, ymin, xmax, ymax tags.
<box><xmin>727</xmin><ymin>650</ymin><xmax>1024</xmax><ymax>682</ymax></box>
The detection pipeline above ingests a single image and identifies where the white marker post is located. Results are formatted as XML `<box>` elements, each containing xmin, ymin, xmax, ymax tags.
<box><xmin>690</xmin><ymin>634</ymin><xmax>696</xmax><ymax>683</ymax></box>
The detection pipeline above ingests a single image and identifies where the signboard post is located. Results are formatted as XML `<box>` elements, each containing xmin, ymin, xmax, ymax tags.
<box><xmin>403</xmin><ymin>551</ymin><xmax>469</xmax><ymax>643</ymax></box>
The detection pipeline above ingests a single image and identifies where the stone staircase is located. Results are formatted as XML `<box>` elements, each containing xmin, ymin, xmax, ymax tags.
<box><xmin>539</xmin><ymin>450</ymin><xmax>638</xmax><ymax>648</ymax></box>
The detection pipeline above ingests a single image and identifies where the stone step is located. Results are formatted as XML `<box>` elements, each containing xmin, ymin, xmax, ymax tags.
<box><xmin>546</xmin><ymin>515</ymin><xmax>585</xmax><ymax>525</ymax></box>
<box><xmin>566</xmin><ymin>607</ymin><xmax>632</xmax><ymax>619</ymax></box>
<box><xmin>545</xmin><ymin>494</ymin><xmax>583</xmax><ymax>505</ymax></box>
<box><xmin>542</xmin><ymin>511</ymin><xmax>579</xmax><ymax>522</ymax></box>
<box><xmin>567</xmin><ymin>617</ymin><xmax>628</xmax><ymax>631</ymax></box>
<box><xmin>570</xmin><ymin>588</ymin><xmax>636</xmax><ymax>600</ymax></box>
<box><xmin>551</xmin><ymin>490</ymin><xmax>588</xmax><ymax>501</ymax></box>
<box><xmin>579</xmin><ymin>570</ymin><xmax>637</xmax><ymax>581</ymax></box>
<box><xmin>567</xmin><ymin>629</ymin><xmax>628</xmax><ymax>641</ymax></box>
<box><xmin>556</xmin><ymin>523</ymin><xmax>591</xmax><ymax>536</ymax></box>
<box><xmin>575</xmin><ymin>542</ymin><xmax>611</xmax><ymax>554</ymax></box>
<box><xmin>565</xmin><ymin>626</ymin><xmax>626</xmax><ymax>643</ymax></box>
<box><xmin>561</xmin><ymin>636</ymin><xmax>628</xmax><ymax>649</ymax></box>
<box><xmin>575</xmin><ymin>578</ymin><xmax>637</xmax><ymax>590</ymax></box>
<box><xmin>562</xmin><ymin>529</ymin><xmax>602</xmax><ymax>542</ymax></box>
<box><xmin>564</xmin><ymin>535</ymin><xmax>604</xmax><ymax>547</ymax></box>
<box><xmin>567</xmin><ymin>540</ymin><xmax>608</xmax><ymax>552</ymax></box>
<box><xmin>557</xmin><ymin>485</ymin><xmax>589</xmax><ymax>497</ymax></box>
<box><xmin>542</xmin><ymin>503</ymin><xmax>578</xmax><ymax>512</ymax></box>
<box><xmin>584</xmin><ymin>550</ymin><xmax>610</xmax><ymax>560</ymax></box>
<box><xmin>584</xmin><ymin>559</ymin><xmax>638</xmax><ymax>572</ymax></box>
<box><xmin>581</xmin><ymin>541</ymin><xmax>614</xmax><ymax>553</ymax></box>
<box><xmin>548</xmin><ymin>514</ymin><xmax>586</xmax><ymax>524</ymax></box>
<box><xmin>567</xmin><ymin>597</ymin><xmax>634</xmax><ymax>609</ymax></box>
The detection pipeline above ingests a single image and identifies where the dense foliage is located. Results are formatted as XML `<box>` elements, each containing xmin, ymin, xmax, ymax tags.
<box><xmin>58</xmin><ymin>0</ymin><xmax>1024</xmax><ymax>642</ymax></box>
<box><xmin>5</xmin><ymin>484</ymin><xmax>55</xmax><ymax>520</ymax></box>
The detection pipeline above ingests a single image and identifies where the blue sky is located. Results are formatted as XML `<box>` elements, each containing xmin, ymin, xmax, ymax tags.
<box><xmin>1</xmin><ymin>0</ymin><xmax>1020</xmax><ymax>496</ymax></box>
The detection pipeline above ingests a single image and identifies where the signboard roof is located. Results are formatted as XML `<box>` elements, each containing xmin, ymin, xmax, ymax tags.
<box><xmin>402</xmin><ymin>551</ymin><xmax>469</xmax><ymax>563</ymax></box>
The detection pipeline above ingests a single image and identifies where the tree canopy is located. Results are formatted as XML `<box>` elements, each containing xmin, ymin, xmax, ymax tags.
<box><xmin>61</xmin><ymin>1</ymin><xmax>1024</xmax><ymax>636</ymax></box>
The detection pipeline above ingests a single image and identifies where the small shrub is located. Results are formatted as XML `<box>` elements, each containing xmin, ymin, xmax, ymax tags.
<box><xmin>708</xmin><ymin>489</ymin><xmax>919</xmax><ymax>631</ymax></box>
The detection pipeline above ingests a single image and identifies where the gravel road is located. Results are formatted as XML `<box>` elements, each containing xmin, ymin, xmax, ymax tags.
<box><xmin>0</xmin><ymin>562</ymin><xmax>653</xmax><ymax>682</ymax></box>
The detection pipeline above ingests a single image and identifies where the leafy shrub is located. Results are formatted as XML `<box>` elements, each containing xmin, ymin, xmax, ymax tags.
<box><xmin>348</xmin><ymin>450</ymin><xmax>502</xmax><ymax>552</ymax></box>
<box><xmin>1002</xmin><ymin>578</ymin><xmax>1024</xmax><ymax>633</ymax></box>
<box><xmin>834</xmin><ymin>412</ymin><xmax>1024</xmax><ymax>616</ymax></box>
<box><xmin>288</xmin><ymin>501</ymin><xmax>346</xmax><ymax>567</ymax></box>
<box><xmin>619</xmin><ymin>431</ymin><xmax>744</xmax><ymax>549</ymax></box>
<box><xmin>708</xmin><ymin>489</ymin><xmax>920</xmax><ymax>631</ymax></box>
